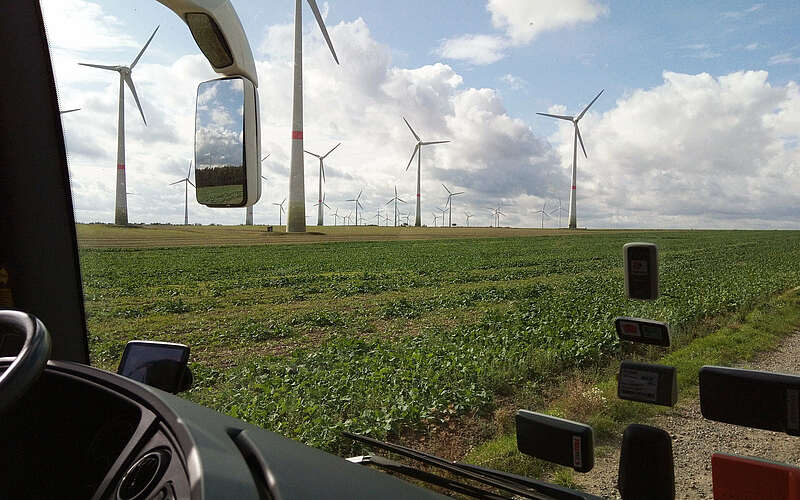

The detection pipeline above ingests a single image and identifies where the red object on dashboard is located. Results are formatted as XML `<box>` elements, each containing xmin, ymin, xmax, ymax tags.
<box><xmin>712</xmin><ymin>453</ymin><xmax>800</xmax><ymax>499</ymax></box>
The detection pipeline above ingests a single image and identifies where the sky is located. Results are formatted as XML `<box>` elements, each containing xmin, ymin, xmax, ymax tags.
<box><xmin>42</xmin><ymin>0</ymin><xmax>800</xmax><ymax>228</ymax></box>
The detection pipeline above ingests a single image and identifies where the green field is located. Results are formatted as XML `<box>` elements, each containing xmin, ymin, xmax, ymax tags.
<box><xmin>79</xmin><ymin>228</ymin><xmax>800</xmax><ymax>454</ymax></box>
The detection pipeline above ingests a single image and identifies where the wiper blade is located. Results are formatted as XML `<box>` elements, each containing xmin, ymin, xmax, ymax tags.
<box><xmin>344</xmin><ymin>432</ymin><xmax>558</xmax><ymax>500</ymax></box>
<box><xmin>348</xmin><ymin>454</ymin><xmax>508</xmax><ymax>500</ymax></box>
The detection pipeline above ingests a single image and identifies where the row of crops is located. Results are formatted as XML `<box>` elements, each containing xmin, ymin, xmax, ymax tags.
<box><xmin>80</xmin><ymin>230</ymin><xmax>800</xmax><ymax>453</ymax></box>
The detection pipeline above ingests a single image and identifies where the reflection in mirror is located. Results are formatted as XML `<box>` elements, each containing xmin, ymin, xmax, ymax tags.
<box><xmin>195</xmin><ymin>78</ymin><xmax>245</xmax><ymax>206</ymax></box>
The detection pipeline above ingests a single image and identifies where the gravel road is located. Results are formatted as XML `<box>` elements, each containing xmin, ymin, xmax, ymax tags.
<box><xmin>575</xmin><ymin>331</ymin><xmax>800</xmax><ymax>499</ymax></box>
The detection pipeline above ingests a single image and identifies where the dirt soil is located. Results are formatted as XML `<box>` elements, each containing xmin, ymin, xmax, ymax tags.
<box><xmin>576</xmin><ymin>331</ymin><xmax>800</xmax><ymax>499</ymax></box>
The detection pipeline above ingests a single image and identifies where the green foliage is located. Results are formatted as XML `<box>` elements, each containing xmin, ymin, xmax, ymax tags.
<box><xmin>80</xmin><ymin>231</ymin><xmax>800</xmax><ymax>454</ymax></box>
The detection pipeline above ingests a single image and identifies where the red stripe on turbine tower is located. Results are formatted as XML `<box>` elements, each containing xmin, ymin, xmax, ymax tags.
<box><xmin>572</xmin><ymin>185</ymin><xmax>576</xmax><ymax>189</ymax></box>
<box><xmin>117</xmin><ymin>164</ymin><xmax>125</xmax><ymax>170</ymax></box>
<box><xmin>292</xmin><ymin>131</ymin><xmax>303</xmax><ymax>140</ymax></box>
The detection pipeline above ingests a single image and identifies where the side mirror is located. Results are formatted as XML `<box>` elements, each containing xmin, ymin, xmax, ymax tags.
<box><xmin>194</xmin><ymin>76</ymin><xmax>261</xmax><ymax>207</ymax></box>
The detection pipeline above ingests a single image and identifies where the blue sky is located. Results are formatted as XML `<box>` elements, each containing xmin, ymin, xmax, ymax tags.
<box><xmin>42</xmin><ymin>1</ymin><xmax>800</xmax><ymax>228</ymax></box>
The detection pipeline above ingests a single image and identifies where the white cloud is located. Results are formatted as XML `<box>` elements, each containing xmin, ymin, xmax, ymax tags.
<box><xmin>435</xmin><ymin>35</ymin><xmax>509</xmax><ymax>66</ymax></box>
<box><xmin>722</xmin><ymin>3</ymin><xmax>765</xmax><ymax>19</ymax></box>
<box><xmin>745</xmin><ymin>42</ymin><xmax>762</xmax><ymax>51</ymax></box>
<box><xmin>769</xmin><ymin>53</ymin><xmax>800</xmax><ymax>65</ymax></box>
<box><xmin>500</xmin><ymin>73</ymin><xmax>528</xmax><ymax>91</ymax></box>
<box><xmin>437</xmin><ymin>0</ymin><xmax>608</xmax><ymax>65</ymax></box>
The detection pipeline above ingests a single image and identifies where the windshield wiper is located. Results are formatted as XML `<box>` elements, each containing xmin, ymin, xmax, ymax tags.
<box><xmin>344</xmin><ymin>432</ymin><xmax>577</xmax><ymax>500</ymax></box>
<box><xmin>347</xmin><ymin>454</ymin><xmax>508</xmax><ymax>499</ymax></box>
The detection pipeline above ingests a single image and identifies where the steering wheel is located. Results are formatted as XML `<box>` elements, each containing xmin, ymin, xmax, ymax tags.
<box><xmin>0</xmin><ymin>310</ymin><xmax>51</xmax><ymax>414</ymax></box>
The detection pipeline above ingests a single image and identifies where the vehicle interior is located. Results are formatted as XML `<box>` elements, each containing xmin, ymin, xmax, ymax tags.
<box><xmin>1</xmin><ymin>2</ymin><xmax>797</xmax><ymax>500</ymax></box>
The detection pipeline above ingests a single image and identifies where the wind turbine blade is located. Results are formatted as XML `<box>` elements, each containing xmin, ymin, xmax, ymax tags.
<box><xmin>398</xmin><ymin>198</ymin><xmax>406</xmax><ymax>204</ymax></box>
<box><xmin>321</xmin><ymin>162</ymin><xmax>326</xmax><ymax>183</ymax></box>
<box><xmin>123</xmin><ymin>74</ymin><xmax>147</xmax><ymax>125</ymax></box>
<box><xmin>422</xmin><ymin>140</ymin><xmax>450</xmax><ymax>146</ymax></box>
<box><xmin>323</xmin><ymin>142</ymin><xmax>341</xmax><ymax>158</ymax></box>
<box><xmin>577</xmin><ymin>89</ymin><xmax>604</xmax><ymax>121</ymax></box>
<box><xmin>79</xmin><ymin>63</ymin><xmax>119</xmax><ymax>71</ymax></box>
<box><xmin>60</xmin><ymin>108</ymin><xmax>81</xmax><ymax>114</ymax></box>
<box><xmin>187</xmin><ymin>161</ymin><xmax>193</xmax><ymax>178</ymax></box>
<box><xmin>306</xmin><ymin>0</ymin><xmax>339</xmax><ymax>64</ymax></box>
<box><xmin>169</xmin><ymin>179</ymin><xmax>184</xmax><ymax>185</ymax></box>
<box><xmin>405</xmin><ymin>144</ymin><xmax>419</xmax><ymax>171</ymax></box>
<box><xmin>385</xmin><ymin>199</ymin><xmax>393</xmax><ymax>206</ymax></box>
<box><xmin>576</xmin><ymin>125</ymin><xmax>588</xmax><ymax>158</ymax></box>
<box><xmin>402</xmin><ymin>117</ymin><xmax>421</xmax><ymax>142</ymax></box>
<box><xmin>261</xmin><ymin>153</ymin><xmax>271</xmax><ymax>161</ymax></box>
<box><xmin>536</xmin><ymin>112</ymin><xmax>574</xmax><ymax>121</ymax></box>
<box><xmin>130</xmin><ymin>26</ymin><xmax>159</xmax><ymax>69</ymax></box>
<box><xmin>453</xmin><ymin>192</ymin><xmax>464</xmax><ymax>196</ymax></box>
<box><xmin>304</xmin><ymin>150</ymin><xmax>321</xmax><ymax>158</ymax></box>
<box><xmin>187</xmin><ymin>180</ymin><xmax>195</xmax><ymax>188</ymax></box>
<box><xmin>442</xmin><ymin>184</ymin><xmax>451</xmax><ymax>194</ymax></box>
<box><xmin>357</xmin><ymin>189</ymin><xmax>363</xmax><ymax>199</ymax></box>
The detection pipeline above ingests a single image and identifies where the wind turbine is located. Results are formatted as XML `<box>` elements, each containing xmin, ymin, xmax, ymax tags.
<box><xmin>401</xmin><ymin>211</ymin><xmax>410</xmax><ymax>226</ymax></box>
<box><xmin>550</xmin><ymin>198</ymin><xmax>568</xmax><ymax>228</ymax></box>
<box><xmin>442</xmin><ymin>184</ymin><xmax>464</xmax><ymax>228</ymax></box>
<box><xmin>273</xmin><ymin>198</ymin><xmax>287</xmax><ymax>226</ymax></box>
<box><xmin>402</xmin><ymin>117</ymin><xmax>450</xmax><ymax>227</ymax></box>
<box><xmin>534</xmin><ymin>201</ymin><xmax>550</xmax><ymax>229</ymax></box>
<box><xmin>386</xmin><ymin>186</ymin><xmax>407</xmax><ymax>227</ymax></box>
<box><xmin>79</xmin><ymin>26</ymin><xmax>159</xmax><ymax>226</ymax></box>
<box><xmin>314</xmin><ymin>194</ymin><xmax>331</xmax><ymax>226</ymax></box>
<box><xmin>346</xmin><ymin>189</ymin><xmax>364</xmax><ymax>227</ymax></box>
<box><xmin>170</xmin><ymin>161</ymin><xmax>195</xmax><ymax>225</ymax></box>
<box><xmin>304</xmin><ymin>142</ymin><xmax>340</xmax><ymax>226</ymax></box>
<box><xmin>332</xmin><ymin>207</ymin><xmax>340</xmax><ymax>226</ymax></box>
<box><xmin>431</xmin><ymin>213</ymin><xmax>440</xmax><ymax>227</ymax></box>
<box><xmin>537</xmin><ymin>89</ymin><xmax>603</xmax><ymax>229</ymax></box>
<box><xmin>245</xmin><ymin>154</ymin><xmax>271</xmax><ymax>225</ymax></box>
<box><xmin>344</xmin><ymin>211</ymin><xmax>352</xmax><ymax>226</ymax></box>
<box><xmin>286</xmin><ymin>0</ymin><xmax>340</xmax><ymax>233</ymax></box>
<box><xmin>465</xmin><ymin>212</ymin><xmax>473</xmax><ymax>227</ymax></box>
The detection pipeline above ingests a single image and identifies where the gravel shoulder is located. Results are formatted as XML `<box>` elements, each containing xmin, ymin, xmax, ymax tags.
<box><xmin>575</xmin><ymin>330</ymin><xmax>800</xmax><ymax>499</ymax></box>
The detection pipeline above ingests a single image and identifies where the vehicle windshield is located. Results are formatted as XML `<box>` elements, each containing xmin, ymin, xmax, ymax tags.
<box><xmin>42</xmin><ymin>0</ymin><xmax>800</xmax><ymax>496</ymax></box>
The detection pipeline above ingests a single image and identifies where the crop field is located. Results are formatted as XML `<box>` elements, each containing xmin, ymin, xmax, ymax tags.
<box><xmin>80</xmin><ymin>228</ymin><xmax>800</xmax><ymax>454</ymax></box>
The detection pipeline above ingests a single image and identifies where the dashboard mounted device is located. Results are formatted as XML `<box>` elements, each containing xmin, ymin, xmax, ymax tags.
<box><xmin>118</xmin><ymin>341</ymin><xmax>190</xmax><ymax>394</ymax></box>
<box><xmin>700</xmin><ymin>366</ymin><xmax>800</xmax><ymax>436</ymax></box>
<box><xmin>516</xmin><ymin>410</ymin><xmax>595</xmax><ymax>473</ymax></box>
<box><xmin>623</xmin><ymin>243</ymin><xmax>659</xmax><ymax>301</ymax></box>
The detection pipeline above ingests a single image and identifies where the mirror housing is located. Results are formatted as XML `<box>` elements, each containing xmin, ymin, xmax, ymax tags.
<box><xmin>194</xmin><ymin>76</ymin><xmax>261</xmax><ymax>207</ymax></box>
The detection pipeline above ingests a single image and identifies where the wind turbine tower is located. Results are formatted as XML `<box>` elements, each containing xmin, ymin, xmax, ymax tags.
<box><xmin>537</xmin><ymin>89</ymin><xmax>603</xmax><ymax>229</ymax></box>
<box><xmin>403</xmin><ymin>117</ymin><xmax>450</xmax><ymax>227</ymax></box>
<box><xmin>170</xmin><ymin>161</ymin><xmax>195</xmax><ymax>225</ymax></box>
<box><xmin>287</xmin><ymin>0</ymin><xmax>339</xmax><ymax>233</ymax></box>
<box><xmin>386</xmin><ymin>186</ymin><xmax>407</xmax><ymax>227</ymax></box>
<box><xmin>304</xmin><ymin>143</ymin><xmax>340</xmax><ymax>226</ymax></box>
<box><xmin>80</xmin><ymin>26</ymin><xmax>159</xmax><ymax>226</ymax></box>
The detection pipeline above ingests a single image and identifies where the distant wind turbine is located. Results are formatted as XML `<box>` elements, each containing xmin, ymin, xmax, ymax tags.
<box><xmin>169</xmin><ymin>161</ymin><xmax>195</xmax><ymax>225</ymax></box>
<box><xmin>431</xmin><ymin>213</ymin><xmax>440</xmax><ymax>227</ymax></box>
<box><xmin>403</xmin><ymin>117</ymin><xmax>450</xmax><ymax>227</ymax></box>
<box><xmin>245</xmin><ymin>154</ymin><xmax>271</xmax><ymax>225</ymax></box>
<box><xmin>401</xmin><ymin>211</ymin><xmax>410</xmax><ymax>226</ymax></box>
<box><xmin>314</xmin><ymin>194</ymin><xmax>331</xmax><ymax>225</ymax></box>
<box><xmin>346</xmin><ymin>189</ymin><xmax>364</xmax><ymax>226</ymax></box>
<box><xmin>286</xmin><ymin>0</ymin><xmax>340</xmax><ymax>233</ymax></box>
<box><xmin>534</xmin><ymin>201</ymin><xmax>550</xmax><ymax>229</ymax></box>
<box><xmin>442</xmin><ymin>184</ymin><xmax>464</xmax><ymax>228</ymax></box>
<box><xmin>465</xmin><ymin>212</ymin><xmax>473</xmax><ymax>227</ymax></box>
<box><xmin>305</xmin><ymin>143</ymin><xmax>340</xmax><ymax>226</ymax></box>
<box><xmin>332</xmin><ymin>206</ymin><xmax>340</xmax><ymax>226</ymax></box>
<box><xmin>550</xmin><ymin>198</ymin><xmax>568</xmax><ymax>228</ymax></box>
<box><xmin>386</xmin><ymin>186</ymin><xmax>407</xmax><ymax>227</ymax></box>
<box><xmin>273</xmin><ymin>198</ymin><xmax>287</xmax><ymax>226</ymax></box>
<box><xmin>79</xmin><ymin>25</ymin><xmax>159</xmax><ymax>226</ymax></box>
<box><xmin>537</xmin><ymin>89</ymin><xmax>603</xmax><ymax>229</ymax></box>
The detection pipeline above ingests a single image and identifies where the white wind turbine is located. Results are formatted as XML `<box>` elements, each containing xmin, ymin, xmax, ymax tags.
<box><xmin>402</xmin><ymin>117</ymin><xmax>450</xmax><ymax>227</ymax></box>
<box><xmin>332</xmin><ymin>206</ymin><xmax>340</xmax><ymax>226</ymax></box>
<box><xmin>431</xmin><ymin>213</ymin><xmax>440</xmax><ymax>227</ymax></box>
<box><xmin>314</xmin><ymin>194</ymin><xmax>331</xmax><ymax>225</ymax></box>
<box><xmin>245</xmin><ymin>154</ymin><xmax>271</xmax><ymax>225</ymax></box>
<box><xmin>344</xmin><ymin>210</ymin><xmax>352</xmax><ymax>226</ymax></box>
<box><xmin>286</xmin><ymin>0</ymin><xmax>340</xmax><ymax>233</ymax></box>
<box><xmin>550</xmin><ymin>198</ymin><xmax>568</xmax><ymax>228</ymax></box>
<box><xmin>534</xmin><ymin>201</ymin><xmax>550</xmax><ymax>229</ymax></box>
<box><xmin>386</xmin><ymin>186</ymin><xmax>407</xmax><ymax>227</ymax></box>
<box><xmin>273</xmin><ymin>198</ymin><xmax>287</xmax><ymax>226</ymax></box>
<box><xmin>346</xmin><ymin>189</ymin><xmax>364</xmax><ymax>227</ymax></box>
<box><xmin>401</xmin><ymin>211</ymin><xmax>410</xmax><ymax>226</ymax></box>
<box><xmin>80</xmin><ymin>26</ymin><xmax>159</xmax><ymax>226</ymax></box>
<box><xmin>537</xmin><ymin>89</ymin><xmax>603</xmax><ymax>230</ymax></box>
<box><xmin>465</xmin><ymin>212</ymin><xmax>473</xmax><ymax>227</ymax></box>
<box><xmin>442</xmin><ymin>184</ymin><xmax>464</xmax><ymax>228</ymax></box>
<box><xmin>169</xmin><ymin>161</ymin><xmax>195</xmax><ymax>225</ymax></box>
<box><xmin>304</xmin><ymin>142</ymin><xmax>340</xmax><ymax>226</ymax></box>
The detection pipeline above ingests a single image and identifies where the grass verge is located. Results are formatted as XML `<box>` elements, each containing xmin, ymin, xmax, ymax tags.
<box><xmin>463</xmin><ymin>287</ymin><xmax>800</xmax><ymax>486</ymax></box>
